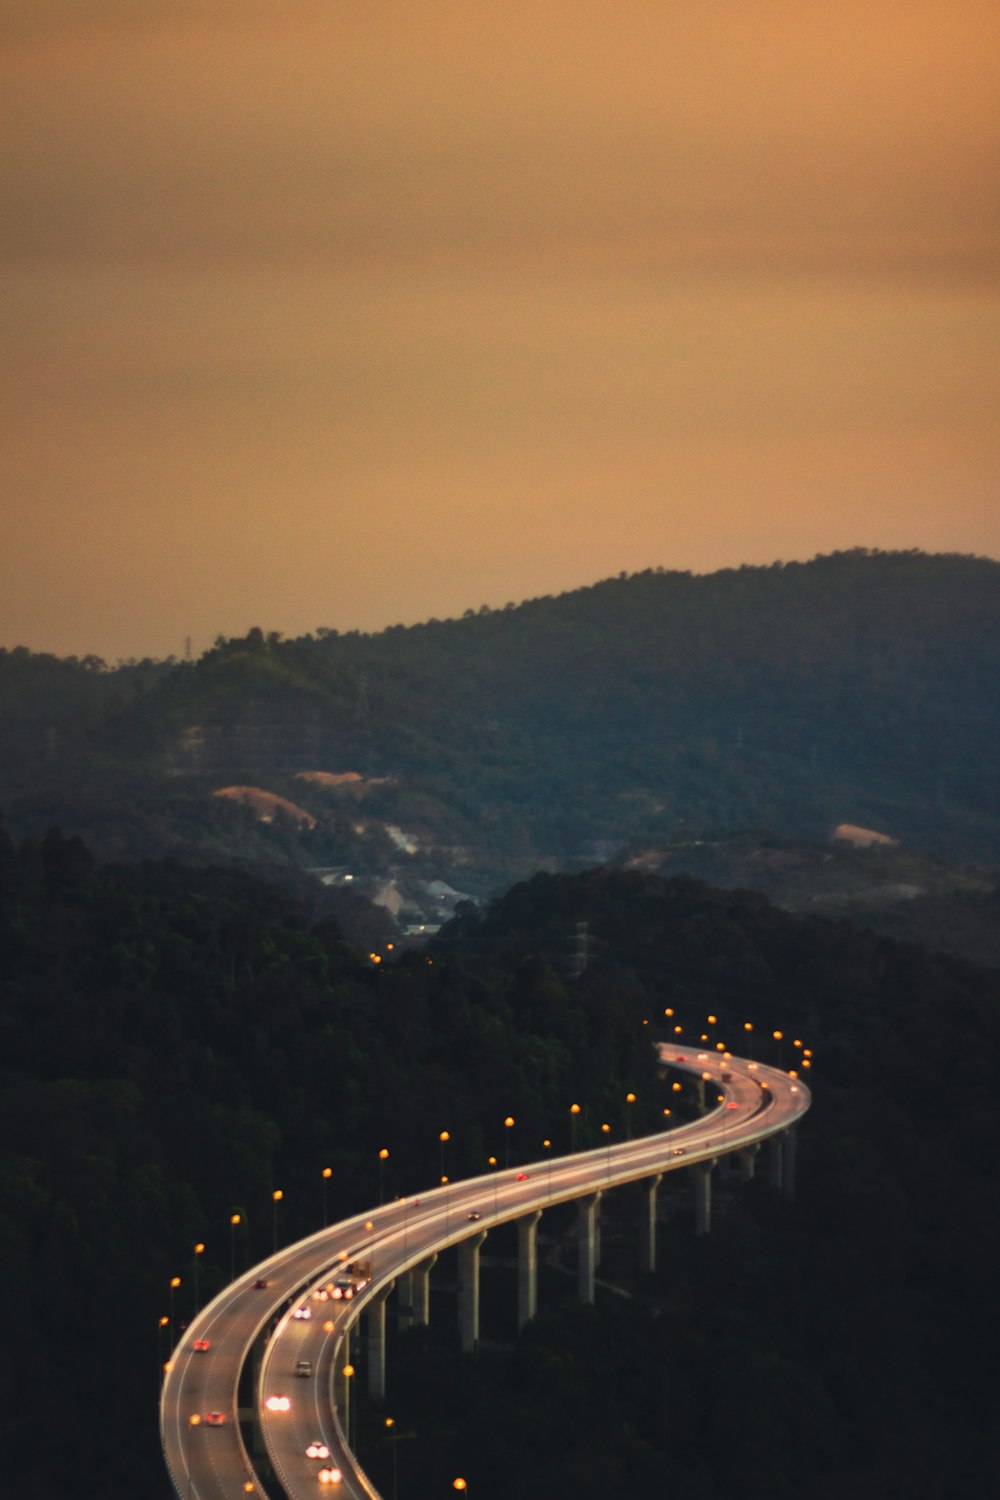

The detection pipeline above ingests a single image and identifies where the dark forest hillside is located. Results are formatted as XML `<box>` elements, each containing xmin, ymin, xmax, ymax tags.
<box><xmin>2</xmin><ymin>550</ymin><xmax>999</xmax><ymax>882</ymax></box>
<box><xmin>1</xmin><ymin>834</ymin><xmax>998</xmax><ymax>1498</ymax></box>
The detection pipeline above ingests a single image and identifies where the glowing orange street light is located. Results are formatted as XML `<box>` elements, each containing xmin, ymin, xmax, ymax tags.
<box><xmin>453</xmin><ymin>1481</ymin><xmax>468</xmax><ymax>1494</ymax></box>
<box><xmin>378</xmin><ymin>1148</ymin><xmax>389</xmax><ymax>1204</ymax></box>
<box><xmin>439</xmin><ymin>1130</ymin><xmax>450</xmax><ymax>1180</ymax></box>
<box><xmin>193</xmin><ymin>1242</ymin><xmax>205</xmax><ymax>1313</ymax></box>
<box><xmin>664</xmin><ymin>1007</ymin><xmax>674</xmax><ymax>1017</ymax></box>
<box><xmin>625</xmin><ymin>1092</ymin><xmax>636</xmax><ymax>1138</ymax></box>
<box><xmin>569</xmin><ymin>1102</ymin><xmax>581</xmax><ymax>1152</ymax></box>
<box><xmin>272</xmin><ymin>1189</ymin><xmax>283</xmax><ymax>1252</ymax></box>
<box><xmin>503</xmin><ymin>1115</ymin><xmax>515</xmax><ymax>1167</ymax></box>
<box><xmin>229</xmin><ymin>1212</ymin><xmax>241</xmax><ymax>1281</ymax></box>
<box><xmin>322</xmin><ymin>1166</ymin><xmax>333</xmax><ymax>1226</ymax></box>
<box><xmin>673</xmin><ymin>1024</ymin><xmax>682</xmax><ymax>1035</ymax></box>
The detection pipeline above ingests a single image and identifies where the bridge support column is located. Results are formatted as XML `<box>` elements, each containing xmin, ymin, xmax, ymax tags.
<box><xmin>736</xmin><ymin>1144</ymin><xmax>759</xmax><ymax>1182</ymax></box>
<box><xmin>639</xmin><ymin>1175</ymin><xmax>662</xmax><ymax>1273</ymax></box>
<box><xmin>693</xmin><ymin>1161</ymin><xmax>714</xmax><ymax>1235</ymax></box>
<box><xmin>768</xmin><ymin>1135</ymin><xmax>784</xmax><ymax>1191</ymax></box>
<box><xmin>458</xmin><ymin>1231</ymin><xmax>487</xmax><ymax>1353</ymax></box>
<box><xmin>782</xmin><ymin>1129</ymin><xmax>797</xmax><ymax>1200</ymax></box>
<box><xmin>575</xmin><ymin>1193</ymin><xmax>602</xmax><ymax>1304</ymax></box>
<box><xmin>398</xmin><ymin>1254</ymin><xmax>437</xmax><ymax>1331</ymax></box>
<box><xmin>366</xmin><ymin>1281</ymin><xmax>394</xmax><ymax>1401</ymax></box>
<box><xmin>517</xmin><ymin>1210</ymin><xmax>542</xmax><ymax>1329</ymax></box>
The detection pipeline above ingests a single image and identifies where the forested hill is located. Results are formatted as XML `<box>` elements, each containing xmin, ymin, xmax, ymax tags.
<box><xmin>2</xmin><ymin>549</ymin><xmax>999</xmax><ymax>870</ymax></box>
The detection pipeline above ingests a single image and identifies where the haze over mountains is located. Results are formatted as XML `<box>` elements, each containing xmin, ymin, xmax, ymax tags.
<box><xmin>2</xmin><ymin>549</ymin><xmax>998</xmax><ymax>931</ymax></box>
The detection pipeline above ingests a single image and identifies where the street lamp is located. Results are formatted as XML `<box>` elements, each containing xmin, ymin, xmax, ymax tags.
<box><xmin>503</xmin><ymin>1116</ymin><xmax>515</xmax><ymax>1168</ymax></box>
<box><xmin>229</xmin><ymin>1213</ymin><xmax>241</xmax><ymax>1282</ymax></box>
<box><xmin>453</xmin><ymin>1481</ymin><xmax>468</xmax><ymax>1496</ymax></box>
<box><xmin>743</xmin><ymin>1021</ymin><xmax>754</xmax><ymax>1059</ymax></box>
<box><xmin>169</xmin><ymin>1276</ymin><xmax>181</xmax><ymax>1335</ymax></box>
<box><xmin>378</xmin><ymin>1148</ymin><xmax>389</xmax><ymax>1205</ymax></box>
<box><xmin>569</xmin><ymin>1102</ymin><xmax>581</xmax><ymax>1152</ymax></box>
<box><xmin>625</xmin><ymin>1092</ymin><xmax>636</xmax><ymax>1139</ymax></box>
<box><xmin>272</xmin><ymin>1189</ymin><xmax>283</xmax><ymax>1252</ymax></box>
<box><xmin>542</xmin><ymin>1139</ymin><xmax>552</xmax><ymax>1198</ymax></box>
<box><xmin>322</xmin><ymin>1166</ymin><xmax>332</xmax><ymax>1227</ymax></box>
<box><xmin>385</xmin><ymin>1417</ymin><xmax>398</xmax><ymax>1500</ymax></box>
<box><xmin>488</xmin><ymin>1156</ymin><xmax>498</xmax><ymax>1215</ymax></box>
<box><xmin>601</xmin><ymin>1122</ymin><xmax>611</xmax><ymax>1181</ymax></box>
<box><xmin>187</xmin><ymin>1414</ymin><xmax>201</xmax><ymax>1500</ymax></box>
<box><xmin>193</xmin><ymin>1243</ymin><xmax>204</xmax><ymax>1314</ymax></box>
<box><xmin>439</xmin><ymin>1130</ymin><xmax>450</xmax><ymax>1183</ymax></box>
<box><xmin>342</xmin><ymin>1364</ymin><xmax>355</xmax><ymax>1450</ymax></box>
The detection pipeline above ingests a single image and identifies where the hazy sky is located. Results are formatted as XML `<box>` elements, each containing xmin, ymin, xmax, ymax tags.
<box><xmin>3</xmin><ymin>1</ymin><xmax>998</xmax><ymax>660</ymax></box>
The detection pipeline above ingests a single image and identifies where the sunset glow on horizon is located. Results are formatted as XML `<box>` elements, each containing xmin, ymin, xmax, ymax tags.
<box><xmin>2</xmin><ymin>1</ymin><xmax>998</xmax><ymax>660</ymax></box>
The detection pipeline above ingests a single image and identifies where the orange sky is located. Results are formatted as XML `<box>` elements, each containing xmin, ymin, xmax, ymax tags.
<box><xmin>2</xmin><ymin>1</ymin><xmax>998</xmax><ymax>660</ymax></box>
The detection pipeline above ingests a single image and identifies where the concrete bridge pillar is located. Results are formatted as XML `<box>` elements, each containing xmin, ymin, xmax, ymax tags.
<box><xmin>693</xmin><ymin>1161</ymin><xmax>714</xmax><ymax>1235</ymax></box>
<box><xmin>767</xmin><ymin>1134</ymin><xmax>784</xmax><ymax>1191</ymax></box>
<box><xmin>782</xmin><ymin>1129</ymin><xmax>797</xmax><ymax>1199</ymax></box>
<box><xmin>398</xmin><ymin>1254</ymin><xmax>437</xmax><ymax>1331</ymax></box>
<box><xmin>517</xmin><ymin>1210</ymin><xmax>543</xmax><ymax>1329</ymax></box>
<box><xmin>366</xmin><ymin>1281</ymin><xmax>394</xmax><ymax>1402</ymax></box>
<box><xmin>737</xmin><ymin>1144</ymin><xmax>759</xmax><ymax>1182</ymax></box>
<box><xmin>638</xmin><ymin>1175</ymin><xmax>663</xmax><ymax>1273</ymax></box>
<box><xmin>458</xmin><ymin>1231</ymin><xmax>487</xmax><ymax>1353</ymax></box>
<box><xmin>575</xmin><ymin>1193</ymin><xmax>602</xmax><ymax>1304</ymax></box>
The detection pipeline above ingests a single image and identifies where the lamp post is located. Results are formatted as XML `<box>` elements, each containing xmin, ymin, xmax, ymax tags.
<box><xmin>385</xmin><ymin>1417</ymin><xmax>399</xmax><ymax>1500</ymax></box>
<box><xmin>193</xmin><ymin>1243</ymin><xmax>204</xmax><ymax>1315</ymax></box>
<box><xmin>229</xmin><ymin>1213</ymin><xmax>241</xmax><ymax>1282</ymax></box>
<box><xmin>569</xmin><ymin>1102</ymin><xmax>581</xmax><ymax>1152</ymax></box>
<box><xmin>438</xmin><ymin>1130</ymin><xmax>450</xmax><ymax>1184</ymax></box>
<box><xmin>625</xmin><ymin>1092</ymin><xmax>636</xmax><ymax>1139</ymax></box>
<box><xmin>743</xmin><ymin>1021</ymin><xmax>754</xmax><ymax>1059</ymax></box>
<box><xmin>453</xmin><ymin>1478</ymin><xmax>469</xmax><ymax>1497</ymax></box>
<box><xmin>503</xmin><ymin>1116</ymin><xmax>515</xmax><ymax>1169</ymax></box>
<box><xmin>601</xmin><ymin>1122</ymin><xmax>611</xmax><ymax>1181</ymax></box>
<box><xmin>187</xmin><ymin>1413</ymin><xmax>201</xmax><ymax>1500</ymax></box>
<box><xmin>488</xmin><ymin>1156</ymin><xmax>498</xmax><ymax>1216</ymax></box>
<box><xmin>169</xmin><ymin>1276</ymin><xmax>181</xmax><ymax>1336</ymax></box>
<box><xmin>542</xmin><ymin>1139</ymin><xmax>552</xmax><ymax>1199</ymax></box>
<box><xmin>158</xmin><ymin>1315</ymin><xmax>169</xmax><ymax>1389</ymax></box>
<box><xmin>378</xmin><ymin>1148</ymin><xmax>389</xmax><ymax>1205</ymax></box>
<box><xmin>342</xmin><ymin>1364</ymin><xmax>355</xmax><ymax>1450</ymax></box>
<box><xmin>272</xmin><ymin>1189</ymin><xmax>283</xmax><ymax>1253</ymax></box>
<box><xmin>772</xmin><ymin>1030</ymin><xmax>784</xmax><ymax>1069</ymax></box>
<box><xmin>322</xmin><ymin>1166</ymin><xmax>332</xmax><ymax>1227</ymax></box>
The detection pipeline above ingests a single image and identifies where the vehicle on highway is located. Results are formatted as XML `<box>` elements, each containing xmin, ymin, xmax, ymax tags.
<box><xmin>318</xmin><ymin>1466</ymin><xmax>343</xmax><ymax>1485</ymax></box>
<box><xmin>253</xmin><ymin>1278</ymin><xmax>271</xmax><ymax>1290</ymax></box>
<box><xmin>515</xmin><ymin>1172</ymin><xmax>528</xmax><ymax>1181</ymax></box>
<box><xmin>672</xmin><ymin>1147</ymin><xmax>685</xmax><ymax>1156</ymax></box>
<box><xmin>292</xmin><ymin>1305</ymin><xmax>312</xmax><ymax>1320</ymax></box>
<box><xmin>296</xmin><ymin>1360</ymin><xmax>313</xmax><ymax>1378</ymax></box>
<box><xmin>306</xmin><ymin>1441</ymin><xmax>331</xmax><ymax>1460</ymax></box>
<box><xmin>265</xmin><ymin>1394</ymin><xmax>292</xmax><ymax>1411</ymax></box>
<box><xmin>192</xmin><ymin>1339</ymin><xmax>210</xmax><ymax>1352</ymax></box>
<box><xmin>204</xmin><ymin>1412</ymin><xmax>226</xmax><ymax>1426</ymax></box>
<box><xmin>467</xmin><ymin>1210</ymin><xmax>482</xmax><ymax>1221</ymax></box>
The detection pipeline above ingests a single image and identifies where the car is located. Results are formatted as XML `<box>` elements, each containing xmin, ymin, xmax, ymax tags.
<box><xmin>515</xmin><ymin>1172</ymin><xmax>528</xmax><ymax>1181</ymax></box>
<box><xmin>296</xmin><ymin>1360</ymin><xmax>313</xmax><ymax>1378</ymax></box>
<box><xmin>720</xmin><ymin>1070</ymin><xmax>733</xmax><ymax>1082</ymax></box>
<box><xmin>467</xmin><ymin>1210</ymin><xmax>482</xmax><ymax>1221</ymax></box>
<box><xmin>726</xmin><ymin>1102</ymin><xmax>739</xmax><ymax>1110</ymax></box>
<box><xmin>675</xmin><ymin>1053</ymin><xmax>686</xmax><ymax>1061</ymax></box>
<box><xmin>318</xmin><ymin>1467</ymin><xmax>343</xmax><ymax>1486</ymax></box>
<box><xmin>311</xmin><ymin>1288</ymin><xmax>329</xmax><ymax>1301</ymax></box>
<box><xmin>205</xmin><ymin>1412</ymin><xmax>226</xmax><ymax>1427</ymax></box>
<box><xmin>192</xmin><ymin>1339</ymin><xmax>210</xmax><ymax>1352</ymax></box>
<box><xmin>293</xmin><ymin>1305</ymin><xmax>312</xmax><ymax>1320</ymax></box>
<box><xmin>306</xmin><ymin>1441</ymin><xmax>331</xmax><ymax>1461</ymax></box>
<box><xmin>671</xmin><ymin>1147</ymin><xmax>685</xmax><ymax>1156</ymax></box>
<box><xmin>254</xmin><ymin>1278</ymin><xmax>271</xmax><ymax>1290</ymax></box>
<box><xmin>265</xmin><ymin>1394</ymin><xmax>292</xmax><ymax>1412</ymax></box>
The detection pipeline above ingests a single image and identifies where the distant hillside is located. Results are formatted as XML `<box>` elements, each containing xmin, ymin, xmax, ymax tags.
<box><xmin>2</xmin><ymin>550</ymin><xmax>999</xmax><ymax>877</ymax></box>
